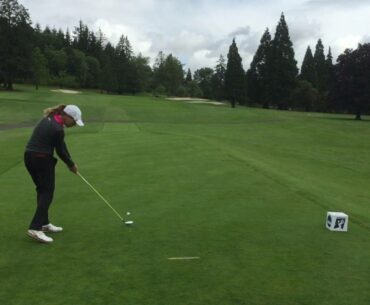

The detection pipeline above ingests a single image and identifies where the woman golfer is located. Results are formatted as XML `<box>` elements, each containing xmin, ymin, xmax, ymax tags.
<box><xmin>24</xmin><ymin>104</ymin><xmax>84</xmax><ymax>243</ymax></box>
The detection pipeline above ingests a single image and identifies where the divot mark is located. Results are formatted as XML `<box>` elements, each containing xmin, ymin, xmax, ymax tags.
<box><xmin>168</xmin><ymin>257</ymin><xmax>200</xmax><ymax>260</ymax></box>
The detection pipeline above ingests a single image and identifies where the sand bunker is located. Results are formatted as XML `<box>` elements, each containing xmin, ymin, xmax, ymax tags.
<box><xmin>167</xmin><ymin>97</ymin><xmax>209</xmax><ymax>101</ymax></box>
<box><xmin>187</xmin><ymin>101</ymin><xmax>225</xmax><ymax>106</ymax></box>
<box><xmin>166</xmin><ymin>97</ymin><xmax>225</xmax><ymax>106</ymax></box>
<box><xmin>51</xmin><ymin>89</ymin><xmax>81</xmax><ymax>94</ymax></box>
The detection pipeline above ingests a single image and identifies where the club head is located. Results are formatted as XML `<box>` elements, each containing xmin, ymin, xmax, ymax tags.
<box><xmin>124</xmin><ymin>220</ymin><xmax>134</xmax><ymax>226</ymax></box>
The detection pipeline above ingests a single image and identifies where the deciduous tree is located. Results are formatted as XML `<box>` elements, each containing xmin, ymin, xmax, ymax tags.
<box><xmin>31</xmin><ymin>47</ymin><xmax>48</xmax><ymax>90</ymax></box>
<box><xmin>331</xmin><ymin>44</ymin><xmax>370</xmax><ymax>120</ymax></box>
<box><xmin>0</xmin><ymin>0</ymin><xmax>33</xmax><ymax>90</ymax></box>
<box><xmin>194</xmin><ymin>67</ymin><xmax>214</xmax><ymax>99</ymax></box>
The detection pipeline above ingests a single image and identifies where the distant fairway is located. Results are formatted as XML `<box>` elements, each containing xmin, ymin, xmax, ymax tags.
<box><xmin>1</xmin><ymin>85</ymin><xmax>369</xmax><ymax>305</ymax></box>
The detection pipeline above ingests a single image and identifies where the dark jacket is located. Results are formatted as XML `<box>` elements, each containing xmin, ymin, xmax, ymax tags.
<box><xmin>25</xmin><ymin>116</ymin><xmax>75</xmax><ymax>167</ymax></box>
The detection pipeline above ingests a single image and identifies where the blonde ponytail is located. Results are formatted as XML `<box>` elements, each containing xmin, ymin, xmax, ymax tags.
<box><xmin>43</xmin><ymin>104</ymin><xmax>66</xmax><ymax>117</ymax></box>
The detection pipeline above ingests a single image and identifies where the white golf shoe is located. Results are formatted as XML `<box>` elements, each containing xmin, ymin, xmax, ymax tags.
<box><xmin>27</xmin><ymin>230</ymin><xmax>53</xmax><ymax>243</ymax></box>
<box><xmin>42</xmin><ymin>223</ymin><xmax>63</xmax><ymax>233</ymax></box>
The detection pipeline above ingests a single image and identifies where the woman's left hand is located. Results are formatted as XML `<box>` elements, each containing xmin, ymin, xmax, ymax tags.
<box><xmin>69</xmin><ymin>164</ymin><xmax>78</xmax><ymax>174</ymax></box>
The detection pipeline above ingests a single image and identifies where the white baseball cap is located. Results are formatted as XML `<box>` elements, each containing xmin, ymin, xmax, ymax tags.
<box><xmin>64</xmin><ymin>105</ymin><xmax>84</xmax><ymax>126</ymax></box>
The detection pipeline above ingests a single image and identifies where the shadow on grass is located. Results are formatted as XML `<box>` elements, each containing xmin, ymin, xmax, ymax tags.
<box><xmin>0</xmin><ymin>122</ymin><xmax>35</xmax><ymax>130</ymax></box>
<box><xmin>0</xmin><ymin>87</ymin><xmax>27</xmax><ymax>93</ymax></box>
<box><xmin>313</xmin><ymin>116</ymin><xmax>370</xmax><ymax>122</ymax></box>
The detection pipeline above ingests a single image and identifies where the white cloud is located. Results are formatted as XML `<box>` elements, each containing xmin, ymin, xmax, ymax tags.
<box><xmin>93</xmin><ymin>19</ymin><xmax>153</xmax><ymax>54</ymax></box>
<box><xmin>19</xmin><ymin>0</ymin><xmax>370</xmax><ymax>71</ymax></box>
<box><xmin>361</xmin><ymin>36</ymin><xmax>370</xmax><ymax>44</ymax></box>
<box><xmin>335</xmin><ymin>35</ymin><xmax>362</xmax><ymax>51</ymax></box>
<box><xmin>229</xmin><ymin>26</ymin><xmax>252</xmax><ymax>38</ymax></box>
<box><xmin>304</xmin><ymin>0</ymin><xmax>370</xmax><ymax>9</ymax></box>
<box><xmin>187</xmin><ymin>50</ymin><xmax>217</xmax><ymax>71</ymax></box>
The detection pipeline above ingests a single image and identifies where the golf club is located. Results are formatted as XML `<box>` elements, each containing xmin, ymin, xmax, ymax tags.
<box><xmin>77</xmin><ymin>172</ymin><xmax>133</xmax><ymax>225</ymax></box>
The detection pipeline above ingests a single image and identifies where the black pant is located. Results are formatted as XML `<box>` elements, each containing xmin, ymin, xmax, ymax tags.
<box><xmin>24</xmin><ymin>151</ymin><xmax>57</xmax><ymax>230</ymax></box>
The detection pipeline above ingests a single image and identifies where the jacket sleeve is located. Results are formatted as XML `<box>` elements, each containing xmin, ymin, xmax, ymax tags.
<box><xmin>55</xmin><ymin>130</ymin><xmax>75</xmax><ymax>167</ymax></box>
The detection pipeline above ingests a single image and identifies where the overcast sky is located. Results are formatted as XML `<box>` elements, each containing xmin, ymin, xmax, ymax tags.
<box><xmin>19</xmin><ymin>0</ymin><xmax>370</xmax><ymax>72</ymax></box>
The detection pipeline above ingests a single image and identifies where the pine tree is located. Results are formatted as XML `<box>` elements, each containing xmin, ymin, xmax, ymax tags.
<box><xmin>56</xmin><ymin>29</ymin><xmax>65</xmax><ymax>49</ymax></box>
<box><xmin>100</xmin><ymin>43</ymin><xmax>118</xmax><ymax>93</ymax></box>
<box><xmin>211</xmin><ymin>54</ymin><xmax>226</xmax><ymax>101</ymax></box>
<box><xmin>325</xmin><ymin>47</ymin><xmax>334</xmax><ymax>91</ymax></box>
<box><xmin>225</xmin><ymin>38</ymin><xmax>245</xmax><ymax>107</ymax></box>
<box><xmin>326</xmin><ymin>47</ymin><xmax>333</xmax><ymax>65</ymax></box>
<box><xmin>32</xmin><ymin>23</ymin><xmax>43</xmax><ymax>49</ymax></box>
<box><xmin>91</xmin><ymin>33</ymin><xmax>103</xmax><ymax>63</ymax></box>
<box><xmin>153</xmin><ymin>51</ymin><xmax>166</xmax><ymax>91</ymax></box>
<box><xmin>96</xmin><ymin>29</ymin><xmax>106</xmax><ymax>46</ymax></box>
<box><xmin>246</xmin><ymin>28</ymin><xmax>272</xmax><ymax>107</ymax></box>
<box><xmin>314</xmin><ymin>39</ymin><xmax>327</xmax><ymax>92</ymax></box>
<box><xmin>88</xmin><ymin>31</ymin><xmax>97</xmax><ymax>55</ymax></box>
<box><xmin>115</xmin><ymin>35</ymin><xmax>133</xmax><ymax>93</ymax></box>
<box><xmin>65</xmin><ymin>28</ymin><xmax>71</xmax><ymax>48</ymax></box>
<box><xmin>73</xmin><ymin>20</ymin><xmax>90</xmax><ymax>54</ymax></box>
<box><xmin>186</xmin><ymin>68</ymin><xmax>192</xmax><ymax>82</ymax></box>
<box><xmin>269</xmin><ymin>12</ymin><xmax>298</xmax><ymax>109</ymax></box>
<box><xmin>300</xmin><ymin>46</ymin><xmax>317</xmax><ymax>87</ymax></box>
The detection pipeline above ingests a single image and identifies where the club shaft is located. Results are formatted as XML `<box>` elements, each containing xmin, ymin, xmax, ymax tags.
<box><xmin>77</xmin><ymin>172</ymin><xmax>123</xmax><ymax>221</ymax></box>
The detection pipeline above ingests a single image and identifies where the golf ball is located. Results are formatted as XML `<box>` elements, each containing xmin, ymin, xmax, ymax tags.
<box><xmin>126</xmin><ymin>212</ymin><xmax>131</xmax><ymax>215</ymax></box>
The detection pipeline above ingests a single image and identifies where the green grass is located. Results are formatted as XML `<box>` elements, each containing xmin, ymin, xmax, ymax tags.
<box><xmin>1</xmin><ymin>85</ymin><xmax>370</xmax><ymax>305</ymax></box>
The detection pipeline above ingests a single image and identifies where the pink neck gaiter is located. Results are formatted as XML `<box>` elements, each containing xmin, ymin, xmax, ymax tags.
<box><xmin>54</xmin><ymin>114</ymin><xmax>64</xmax><ymax>126</ymax></box>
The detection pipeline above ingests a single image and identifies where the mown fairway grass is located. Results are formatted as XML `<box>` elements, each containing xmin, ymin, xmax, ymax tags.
<box><xmin>1</xmin><ymin>85</ymin><xmax>369</xmax><ymax>305</ymax></box>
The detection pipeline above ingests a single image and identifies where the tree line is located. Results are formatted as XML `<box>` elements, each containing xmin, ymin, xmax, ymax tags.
<box><xmin>1</xmin><ymin>0</ymin><xmax>369</xmax><ymax>119</ymax></box>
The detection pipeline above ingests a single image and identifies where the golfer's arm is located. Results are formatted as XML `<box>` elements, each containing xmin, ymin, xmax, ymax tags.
<box><xmin>55</xmin><ymin>131</ymin><xmax>75</xmax><ymax>167</ymax></box>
